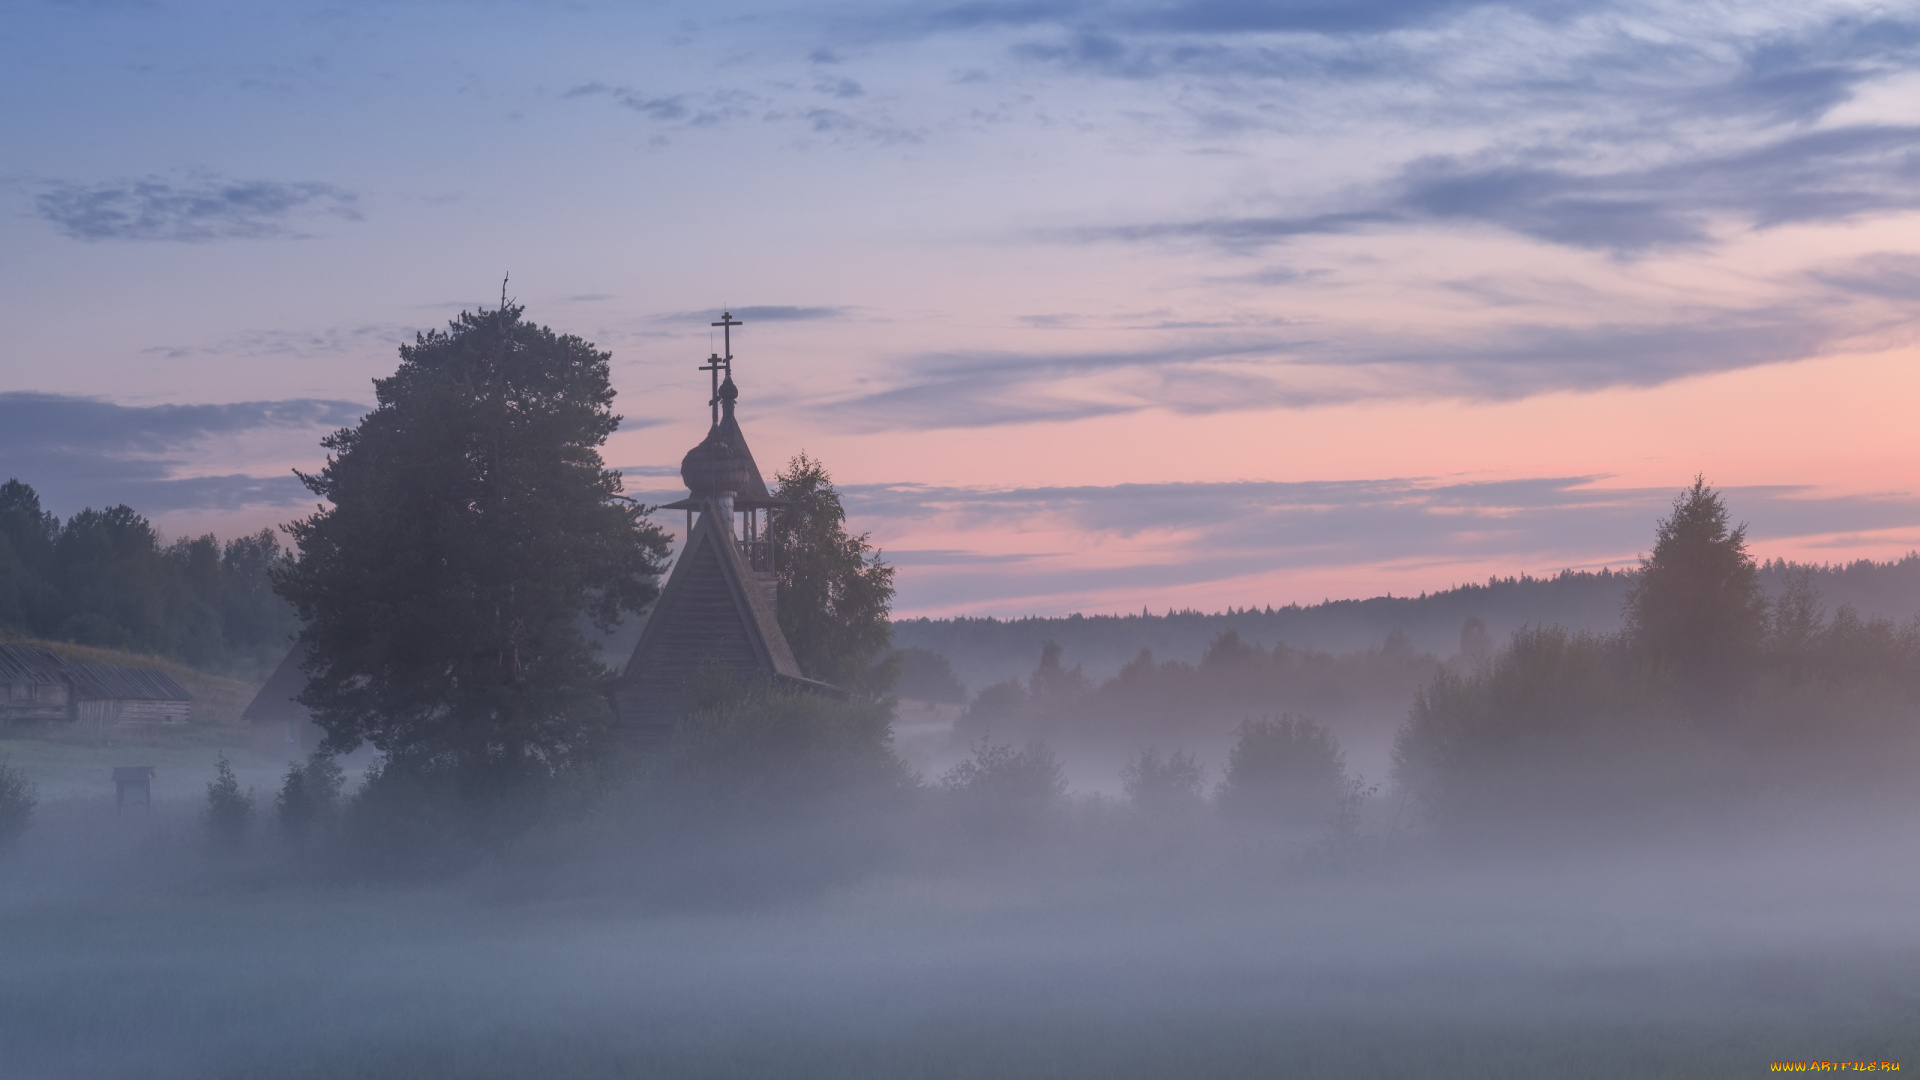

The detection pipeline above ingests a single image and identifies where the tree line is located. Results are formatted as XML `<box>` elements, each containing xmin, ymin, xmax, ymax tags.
<box><xmin>1393</xmin><ymin>478</ymin><xmax>1920</xmax><ymax>840</ymax></box>
<box><xmin>895</xmin><ymin>553</ymin><xmax>1920</xmax><ymax>693</ymax></box>
<box><xmin>932</xmin><ymin>479</ymin><xmax>1920</xmax><ymax>843</ymax></box>
<box><xmin>0</xmin><ymin>481</ymin><xmax>300</xmax><ymax>674</ymax></box>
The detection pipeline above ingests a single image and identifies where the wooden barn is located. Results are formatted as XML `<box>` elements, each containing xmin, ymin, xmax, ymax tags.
<box><xmin>0</xmin><ymin>644</ymin><xmax>76</xmax><ymax>725</ymax></box>
<box><xmin>0</xmin><ymin>643</ymin><xmax>193</xmax><ymax>727</ymax></box>
<box><xmin>243</xmin><ymin>643</ymin><xmax>328</xmax><ymax>757</ymax></box>
<box><xmin>68</xmin><ymin>663</ymin><xmax>193</xmax><ymax>726</ymax></box>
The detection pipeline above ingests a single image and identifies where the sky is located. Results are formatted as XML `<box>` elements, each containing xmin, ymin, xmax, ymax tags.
<box><xmin>3</xmin><ymin>0</ymin><xmax>1919</xmax><ymax>617</ymax></box>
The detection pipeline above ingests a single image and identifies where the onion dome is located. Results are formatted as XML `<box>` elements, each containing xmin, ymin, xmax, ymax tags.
<box><xmin>718</xmin><ymin>372</ymin><xmax>739</xmax><ymax>407</ymax></box>
<box><xmin>680</xmin><ymin>426</ymin><xmax>756</xmax><ymax>497</ymax></box>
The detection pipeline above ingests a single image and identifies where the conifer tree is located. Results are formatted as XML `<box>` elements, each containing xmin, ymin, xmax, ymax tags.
<box><xmin>1624</xmin><ymin>476</ymin><xmax>1767</xmax><ymax>702</ymax></box>
<box><xmin>276</xmin><ymin>303</ymin><xmax>670</xmax><ymax>783</ymax></box>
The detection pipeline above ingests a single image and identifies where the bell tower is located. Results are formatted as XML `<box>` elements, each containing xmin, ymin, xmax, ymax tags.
<box><xmin>609</xmin><ymin>313</ymin><xmax>840</xmax><ymax>746</ymax></box>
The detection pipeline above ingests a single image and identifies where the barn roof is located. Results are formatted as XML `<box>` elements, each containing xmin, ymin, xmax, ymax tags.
<box><xmin>67</xmin><ymin>663</ymin><xmax>193</xmax><ymax>703</ymax></box>
<box><xmin>0</xmin><ymin>644</ymin><xmax>73</xmax><ymax>683</ymax></box>
<box><xmin>242</xmin><ymin>642</ymin><xmax>313</xmax><ymax>723</ymax></box>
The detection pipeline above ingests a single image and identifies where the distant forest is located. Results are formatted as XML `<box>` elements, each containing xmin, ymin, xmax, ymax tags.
<box><xmin>895</xmin><ymin>556</ymin><xmax>1920</xmax><ymax>692</ymax></box>
<box><xmin>0</xmin><ymin>480</ymin><xmax>299</xmax><ymax>676</ymax></box>
<box><xmin>9</xmin><ymin>466</ymin><xmax>1920</xmax><ymax>702</ymax></box>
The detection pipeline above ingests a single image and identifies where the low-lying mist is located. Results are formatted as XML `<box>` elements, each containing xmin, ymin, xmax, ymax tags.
<box><xmin>4</xmin><ymin>679</ymin><xmax>1917</xmax><ymax>1079</ymax></box>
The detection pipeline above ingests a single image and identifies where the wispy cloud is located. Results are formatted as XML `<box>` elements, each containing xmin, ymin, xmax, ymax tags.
<box><xmin>140</xmin><ymin>323</ymin><xmax>414</xmax><ymax>362</ymax></box>
<box><xmin>822</xmin><ymin>295</ymin><xmax>1869</xmax><ymax>429</ymax></box>
<box><xmin>35</xmin><ymin>176</ymin><xmax>361</xmax><ymax>242</ymax></box>
<box><xmin>1397</xmin><ymin>124</ymin><xmax>1920</xmax><ymax>253</ymax></box>
<box><xmin>649</xmin><ymin>305</ymin><xmax>852</xmax><ymax>326</ymax></box>
<box><xmin>563</xmin><ymin>81</ymin><xmax>763</xmax><ymax>126</ymax></box>
<box><xmin>0</xmin><ymin>393</ymin><xmax>365</xmax><ymax>515</ymax></box>
<box><xmin>844</xmin><ymin>475</ymin><xmax>1920</xmax><ymax>612</ymax></box>
<box><xmin>1063</xmin><ymin>123</ymin><xmax>1920</xmax><ymax>256</ymax></box>
<box><xmin>564</xmin><ymin>73</ymin><xmax>921</xmax><ymax>143</ymax></box>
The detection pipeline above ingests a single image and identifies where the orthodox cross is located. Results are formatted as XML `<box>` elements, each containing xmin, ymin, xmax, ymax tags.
<box><xmin>712</xmin><ymin>310</ymin><xmax>742</xmax><ymax>367</ymax></box>
<box><xmin>699</xmin><ymin>352</ymin><xmax>726</xmax><ymax>427</ymax></box>
<box><xmin>703</xmin><ymin>311</ymin><xmax>743</xmax><ymax>427</ymax></box>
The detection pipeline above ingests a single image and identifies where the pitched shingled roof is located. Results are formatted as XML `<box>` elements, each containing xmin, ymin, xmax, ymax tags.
<box><xmin>0</xmin><ymin>644</ymin><xmax>194</xmax><ymax>702</ymax></box>
<box><xmin>0</xmin><ymin>644</ymin><xmax>72</xmax><ymax>684</ymax></box>
<box><xmin>66</xmin><ymin>663</ymin><xmax>192</xmax><ymax>702</ymax></box>
<box><xmin>242</xmin><ymin>642</ymin><xmax>313</xmax><ymax>723</ymax></box>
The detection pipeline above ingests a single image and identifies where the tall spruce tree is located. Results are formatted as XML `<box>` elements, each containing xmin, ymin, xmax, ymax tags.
<box><xmin>768</xmin><ymin>453</ymin><xmax>897</xmax><ymax>697</ymax></box>
<box><xmin>1624</xmin><ymin>477</ymin><xmax>1767</xmax><ymax>702</ymax></box>
<box><xmin>276</xmin><ymin>303</ymin><xmax>670</xmax><ymax>781</ymax></box>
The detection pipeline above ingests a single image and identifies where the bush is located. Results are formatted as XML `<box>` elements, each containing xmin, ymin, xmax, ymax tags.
<box><xmin>1216</xmin><ymin>715</ymin><xmax>1347</xmax><ymax>827</ymax></box>
<box><xmin>203</xmin><ymin>753</ymin><xmax>255</xmax><ymax>850</ymax></box>
<box><xmin>1120</xmin><ymin>747</ymin><xmax>1204</xmax><ymax>818</ymax></box>
<box><xmin>275</xmin><ymin>752</ymin><xmax>346</xmax><ymax>846</ymax></box>
<box><xmin>620</xmin><ymin>673</ymin><xmax>916</xmax><ymax>901</ymax></box>
<box><xmin>960</xmin><ymin>679</ymin><xmax>1030</xmax><ymax>734</ymax></box>
<box><xmin>892</xmin><ymin>646</ymin><xmax>967</xmax><ymax>703</ymax></box>
<box><xmin>0</xmin><ymin>755</ymin><xmax>37</xmax><ymax>848</ymax></box>
<box><xmin>655</xmin><ymin>672</ymin><xmax>913</xmax><ymax>813</ymax></box>
<box><xmin>335</xmin><ymin>754</ymin><xmax>496</xmax><ymax>877</ymax></box>
<box><xmin>940</xmin><ymin>738</ymin><xmax>1066</xmax><ymax>829</ymax></box>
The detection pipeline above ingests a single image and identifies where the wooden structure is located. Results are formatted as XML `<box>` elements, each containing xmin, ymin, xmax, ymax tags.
<box><xmin>112</xmin><ymin>766</ymin><xmax>155</xmax><ymax>809</ymax></box>
<box><xmin>70</xmin><ymin>664</ymin><xmax>192</xmax><ymax>726</ymax></box>
<box><xmin>610</xmin><ymin>316</ymin><xmax>840</xmax><ymax>746</ymax></box>
<box><xmin>0</xmin><ymin>644</ymin><xmax>192</xmax><ymax>727</ymax></box>
<box><xmin>242</xmin><ymin>643</ymin><xmax>328</xmax><ymax>758</ymax></box>
<box><xmin>0</xmin><ymin>644</ymin><xmax>74</xmax><ymax>724</ymax></box>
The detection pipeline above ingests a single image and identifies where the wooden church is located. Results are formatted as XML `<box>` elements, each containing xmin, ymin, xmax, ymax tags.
<box><xmin>609</xmin><ymin>316</ymin><xmax>840</xmax><ymax>745</ymax></box>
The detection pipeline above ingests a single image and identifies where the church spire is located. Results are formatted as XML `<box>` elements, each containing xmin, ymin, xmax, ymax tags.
<box><xmin>670</xmin><ymin>313</ymin><xmax>774</xmax><ymax>512</ymax></box>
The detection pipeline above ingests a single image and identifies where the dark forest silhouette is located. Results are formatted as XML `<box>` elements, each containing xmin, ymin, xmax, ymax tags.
<box><xmin>0</xmin><ymin>478</ymin><xmax>299</xmax><ymax>675</ymax></box>
<box><xmin>896</xmin><ymin>554</ymin><xmax>1920</xmax><ymax>692</ymax></box>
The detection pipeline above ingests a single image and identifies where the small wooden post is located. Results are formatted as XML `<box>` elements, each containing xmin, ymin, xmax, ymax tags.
<box><xmin>112</xmin><ymin>766</ymin><xmax>155</xmax><ymax>810</ymax></box>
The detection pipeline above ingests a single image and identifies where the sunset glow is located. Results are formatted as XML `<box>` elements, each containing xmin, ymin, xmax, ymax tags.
<box><xmin>5</xmin><ymin>0</ymin><xmax>1918</xmax><ymax>616</ymax></box>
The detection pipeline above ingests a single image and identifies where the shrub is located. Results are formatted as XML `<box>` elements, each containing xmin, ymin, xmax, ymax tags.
<box><xmin>892</xmin><ymin>646</ymin><xmax>967</xmax><ymax>703</ymax></box>
<box><xmin>656</xmin><ymin>672</ymin><xmax>913</xmax><ymax>812</ymax></box>
<box><xmin>336</xmin><ymin>753</ymin><xmax>490</xmax><ymax>877</ymax></box>
<box><xmin>940</xmin><ymin>738</ymin><xmax>1066</xmax><ymax>829</ymax></box>
<box><xmin>960</xmin><ymin>679</ymin><xmax>1029</xmax><ymax>733</ymax></box>
<box><xmin>621</xmin><ymin>673</ymin><xmax>916</xmax><ymax>901</ymax></box>
<box><xmin>275</xmin><ymin>752</ymin><xmax>346</xmax><ymax>846</ymax></box>
<box><xmin>1120</xmin><ymin>747</ymin><xmax>1204</xmax><ymax>818</ymax></box>
<box><xmin>0</xmin><ymin>755</ymin><xmax>37</xmax><ymax>848</ymax></box>
<box><xmin>203</xmin><ymin>753</ymin><xmax>255</xmax><ymax>850</ymax></box>
<box><xmin>1330</xmin><ymin>776</ymin><xmax>1380</xmax><ymax>842</ymax></box>
<box><xmin>1216</xmin><ymin>714</ymin><xmax>1346</xmax><ymax>827</ymax></box>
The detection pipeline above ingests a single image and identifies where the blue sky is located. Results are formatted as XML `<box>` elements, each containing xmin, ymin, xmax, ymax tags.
<box><xmin>4</xmin><ymin>0</ymin><xmax>1919</xmax><ymax>614</ymax></box>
